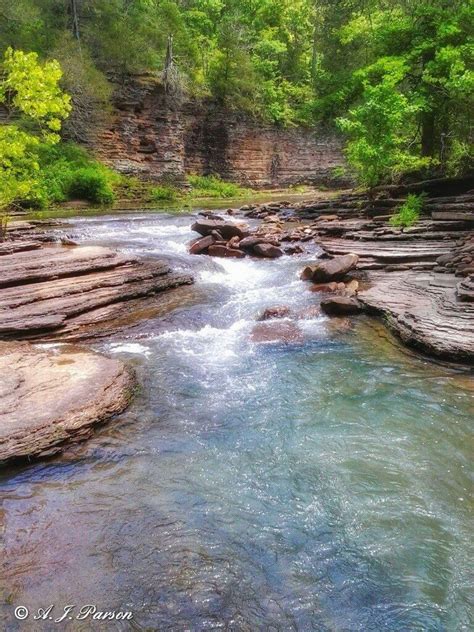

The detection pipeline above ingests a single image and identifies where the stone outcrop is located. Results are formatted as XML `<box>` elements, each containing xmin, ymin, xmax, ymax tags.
<box><xmin>0</xmin><ymin>343</ymin><xmax>135</xmax><ymax>463</ymax></box>
<box><xmin>0</xmin><ymin>243</ymin><xmax>193</xmax><ymax>341</ymax></box>
<box><xmin>358</xmin><ymin>272</ymin><xmax>474</xmax><ymax>363</ymax></box>
<box><xmin>298</xmin><ymin>178</ymin><xmax>474</xmax><ymax>362</ymax></box>
<box><xmin>91</xmin><ymin>75</ymin><xmax>349</xmax><ymax>187</ymax></box>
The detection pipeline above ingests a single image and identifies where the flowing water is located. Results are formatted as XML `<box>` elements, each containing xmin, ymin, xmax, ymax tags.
<box><xmin>1</xmin><ymin>211</ymin><xmax>473</xmax><ymax>631</ymax></box>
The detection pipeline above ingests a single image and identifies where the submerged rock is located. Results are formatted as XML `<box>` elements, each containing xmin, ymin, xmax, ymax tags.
<box><xmin>251</xmin><ymin>321</ymin><xmax>304</xmax><ymax>344</ymax></box>
<box><xmin>295</xmin><ymin>305</ymin><xmax>321</xmax><ymax>319</ymax></box>
<box><xmin>258</xmin><ymin>306</ymin><xmax>292</xmax><ymax>321</ymax></box>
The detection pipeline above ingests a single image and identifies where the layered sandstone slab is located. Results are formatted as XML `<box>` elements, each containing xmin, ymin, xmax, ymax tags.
<box><xmin>0</xmin><ymin>243</ymin><xmax>193</xmax><ymax>340</ymax></box>
<box><xmin>0</xmin><ymin>343</ymin><xmax>135</xmax><ymax>463</ymax></box>
<box><xmin>358</xmin><ymin>272</ymin><xmax>474</xmax><ymax>363</ymax></box>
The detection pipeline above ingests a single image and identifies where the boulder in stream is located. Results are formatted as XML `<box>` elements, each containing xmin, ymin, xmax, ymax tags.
<box><xmin>320</xmin><ymin>296</ymin><xmax>364</xmax><ymax>315</ymax></box>
<box><xmin>207</xmin><ymin>244</ymin><xmax>245</xmax><ymax>258</ymax></box>
<box><xmin>191</xmin><ymin>219</ymin><xmax>249</xmax><ymax>240</ymax></box>
<box><xmin>302</xmin><ymin>253</ymin><xmax>359</xmax><ymax>282</ymax></box>
<box><xmin>189</xmin><ymin>235</ymin><xmax>215</xmax><ymax>254</ymax></box>
<box><xmin>253</xmin><ymin>243</ymin><xmax>283</xmax><ymax>258</ymax></box>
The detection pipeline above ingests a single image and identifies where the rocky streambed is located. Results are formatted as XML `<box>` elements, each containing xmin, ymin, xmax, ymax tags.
<box><xmin>1</xmin><ymin>176</ymin><xmax>472</xmax><ymax>463</ymax></box>
<box><xmin>1</xmin><ymin>205</ymin><xmax>472</xmax><ymax>631</ymax></box>
<box><xmin>184</xmin><ymin>180</ymin><xmax>473</xmax><ymax>364</ymax></box>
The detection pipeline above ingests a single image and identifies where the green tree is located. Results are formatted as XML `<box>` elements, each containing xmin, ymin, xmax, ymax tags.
<box><xmin>0</xmin><ymin>47</ymin><xmax>71</xmax><ymax>235</ymax></box>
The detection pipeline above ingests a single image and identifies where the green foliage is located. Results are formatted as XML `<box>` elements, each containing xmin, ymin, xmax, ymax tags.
<box><xmin>17</xmin><ymin>143</ymin><xmax>117</xmax><ymax>207</ymax></box>
<box><xmin>150</xmin><ymin>185</ymin><xmax>179</xmax><ymax>201</ymax></box>
<box><xmin>66</xmin><ymin>167</ymin><xmax>115</xmax><ymax>204</ymax></box>
<box><xmin>187</xmin><ymin>174</ymin><xmax>249</xmax><ymax>198</ymax></box>
<box><xmin>333</xmin><ymin>1</ymin><xmax>473</xmax><ymax>186</ymax></box>
<box><xmin>0</xmin><ymin>47</ymin><xmax>70</xmax><ymax>231</ymax></box>
<box><xmin>337</xmin><ymin>79</ymin><xmax>431</xmax><ymax>188</ymax></box>
<box><xmin>0</xmin><ymin>0</ymin><xmax>471</xmax><ymax>191</ymax></box>
<box><xmin>0</xmin><ymin>48</ymin><xmax>71</xmax><ymax>142</ymax></box>
<box><xmin>390</xmin><ymin>194</ymin><xmax>425</xmax><ymax>228</ymax></box>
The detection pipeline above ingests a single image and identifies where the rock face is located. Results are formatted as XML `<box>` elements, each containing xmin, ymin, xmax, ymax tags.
<box><xmin>358</xmin><ymin>272</ymin><xmax>474</xmax><ymax>363</ymax></box>
<box><xmin>0</xmin><ymin>243</ymin><xmax>193</xmax><ymax>341</ymax></box>
<box><xmin>91</xmin><ymin>75</ymin><xmax>349</xmax><ymax>187</ymax></box>
<box><xmin>0</xmin><ymin>343</ymin><xmax>135</xmax><ymax>463</ymax></box>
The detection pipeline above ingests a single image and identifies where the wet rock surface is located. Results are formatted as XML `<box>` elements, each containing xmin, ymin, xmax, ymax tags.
<box><xmin>0</xmin><ymin>231</ymin><xmax>194</xmax><ymax>463</ymax></box>
<box><xmin>301</xmin><ymin>254</ymin><xmax>359</xmax><ymax>283</ymax></box>
<box><xmin>358</xmin><ymin>272</ymin><xmax>474</xmax><ymax>362</ymax></box>
<box><xmin>0</xmin><ymin>342</ymin><xmax>135</xmax><ymax>463</ymax></box>
<box><xmin>0</xmin><ymin>243</ymin><xmax>193</xmax><ymax>341</ymax></box>
<box><xmin>251</xmin><ymin>321</ymin><xmax>304</xmax><ymax>344</ymax></box>
<box><xmin>320</xmin><ymin>296</ymin><xmax>364</xmax><ymax>316</ymax></box>
<box><xmin>239</xmin><ymin>175</ymin><xmax>474</xmax><ymax>363</ymax></box>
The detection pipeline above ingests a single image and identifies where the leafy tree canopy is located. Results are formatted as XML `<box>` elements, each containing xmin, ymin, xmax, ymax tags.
<box><xmin>0</xmin><ymin>47</ymin><xmax>71</xmax><ymax>209</ymax></box>
<box><xmin>0</xmin><ymin>0</ymin><xmax>472</xmax><ymax>187</ymax></box>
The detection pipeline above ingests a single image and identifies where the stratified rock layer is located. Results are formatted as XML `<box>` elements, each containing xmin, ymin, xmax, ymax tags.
<box><xmin>0</xmin><ymin>243</ymin><xmax>193</xmax><ymax>340</ymax></box>
<box><xmin>358</xmin><ymin>272</ymin><xmax>474</xmax><ymax>363</ymax></box>
<box><xmin>92</xmin><ymin>75</ymin><xmax>349</xmax><ymax>187</ymax></box>
<box><xmin>0</xmin><ymin>343</ymin><xmax>135</xmax><ymax>463</ymax></box>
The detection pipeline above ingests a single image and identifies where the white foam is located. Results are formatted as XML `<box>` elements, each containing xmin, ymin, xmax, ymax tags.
<box><xmin>107</xmin><ymin>342</ymin><xmax>151</xmax><ymax>356</ymax></box>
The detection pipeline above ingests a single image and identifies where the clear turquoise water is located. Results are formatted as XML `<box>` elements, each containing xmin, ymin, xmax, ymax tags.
<box><xmin>1</xmin><ymin>213</ymin><xmax>472</xmax><ymax>631</ymax></box>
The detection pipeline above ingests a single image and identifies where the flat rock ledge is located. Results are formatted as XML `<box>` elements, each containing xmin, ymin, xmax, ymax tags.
<box><xmin>0</xmin><ymin>343</ymin><xmax>136</xmax><ymax>464</ymax></box>
<box><xmin>358</xmin><ymin>272</ymin><xmax>474</xmax><ymax>363</ymax></box>
<box><xmin>0</xmin><ymin>242</ymin><xmax>193</xmax><ymax>341</ymax></box>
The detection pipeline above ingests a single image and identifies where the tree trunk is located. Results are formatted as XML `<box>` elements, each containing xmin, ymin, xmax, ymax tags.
<box><xmin>421</xmin><ymin>109</ymin><xmax>436</xmax><ymax>158</ymax></box>
<box><xmin>70</xmin><ymin>0</ymin><xmax>80</xmax><ymax>42</ymax></box>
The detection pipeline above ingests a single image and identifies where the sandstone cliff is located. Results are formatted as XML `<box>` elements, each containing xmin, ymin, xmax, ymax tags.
<box><xmin>90</xmin><ymin>75</ymin><xmax>349</xmax><ymax>188</ymax></box>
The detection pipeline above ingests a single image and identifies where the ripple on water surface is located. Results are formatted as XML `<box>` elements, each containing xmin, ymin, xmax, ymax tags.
<box><xmin>1</xmin><ymin>212</ymin><xmax>472</xmax><ymax>631</ymax></box>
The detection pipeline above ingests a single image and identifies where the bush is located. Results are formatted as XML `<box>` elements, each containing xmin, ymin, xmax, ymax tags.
<box><xmin>150</xmin><ymin>185</ymin><xmax>178</xmax><ymax>201</ymax></box>
<box><xmin>66</xmin><ymin>167</ymin><xmax>115</xmax><ymax>204</ymax></box>
<box><xmin>187</xmin><ymin>174</ymin><xmax>249</xmax><ymax>199</ymax></box>
<box><xmin>389</xmin><ymin>193</ymin><xmax>424</xmax><ymax>228</ymax></box>
<box><xmin>28</xmin><ymin>143</ymin><xmax>119</xmax><ymax>206</ymax></box>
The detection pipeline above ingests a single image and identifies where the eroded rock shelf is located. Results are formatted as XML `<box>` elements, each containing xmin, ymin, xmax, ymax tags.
<box><xmin>0</xmin><ymin>243</ymin><xmax>193</xmax><ymax>341</ymax></box>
